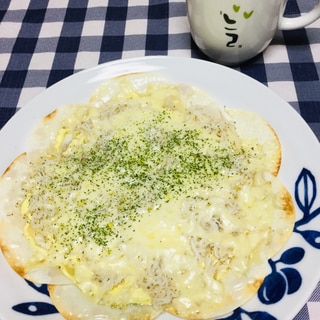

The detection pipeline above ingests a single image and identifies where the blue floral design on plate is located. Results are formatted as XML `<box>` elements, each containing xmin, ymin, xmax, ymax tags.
<box><xmin>12</xmin><ymin>168</ymin><xmax>320</xmax><ymax>319</ymax></box>
<box><xmin>294</xmin><ymin>168</ymin><xmax>320</xmax><ymax>248</ymax></box>
<box><xmin>257</xmin><ymin>247</ymin><xmax>304</xmax><ymax>305</ymax></box>
<box><xmin>218</xmin><ymin>307</ymin><xmax>277</xmax><ymax>320</ymax></box>
<box><xmin>12</xmin><ymin>281</ymin><xmax>58</xmax><ymax>315</ymax></box>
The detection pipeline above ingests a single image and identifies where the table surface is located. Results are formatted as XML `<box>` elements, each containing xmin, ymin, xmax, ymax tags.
<box><xmin>1</xmin><ymin>1</ymin><xmax>320</xmax><ymax>319</ymax></box>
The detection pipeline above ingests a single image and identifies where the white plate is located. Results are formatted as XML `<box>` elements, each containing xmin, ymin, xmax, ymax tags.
<box><xmin>1</xmin><ymin>56</ymin><xmax>320</xmax><ymax>320</ymax></box>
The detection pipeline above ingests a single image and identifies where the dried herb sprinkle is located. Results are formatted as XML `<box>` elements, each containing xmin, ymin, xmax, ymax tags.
<box><xmin>24</xmin><ymin>106</ymin><xmax>250</xmax><ymax>256</ymax></box>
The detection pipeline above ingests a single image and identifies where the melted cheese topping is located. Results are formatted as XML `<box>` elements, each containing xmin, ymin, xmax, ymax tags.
<box><xmin>18</xmin><ymin>80</ymin><xmax>288</xmax><ymax>317</ymax></box>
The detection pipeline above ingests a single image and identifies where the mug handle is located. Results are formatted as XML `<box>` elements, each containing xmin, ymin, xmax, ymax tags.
<box><xmin>278</xmin><ymin>1</ymin><xmax>320</xmax><ymax>30</ymax></box>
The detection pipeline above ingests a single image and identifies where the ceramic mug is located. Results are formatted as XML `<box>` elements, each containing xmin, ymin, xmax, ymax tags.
<box><xmin>186</xmin><ymin>0</ymin><xmax>320</xmax><ymax>65</ymax></box>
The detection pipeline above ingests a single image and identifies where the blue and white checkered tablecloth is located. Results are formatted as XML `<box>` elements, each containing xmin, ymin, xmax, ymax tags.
<box><xmin>1</xmin><ymin>1</ymin><xmax>320</xmax><ymax>319</ymax></box>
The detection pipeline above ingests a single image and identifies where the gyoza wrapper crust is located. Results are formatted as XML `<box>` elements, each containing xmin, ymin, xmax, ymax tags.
<box><xmin>0</xmin><ymin>73</ymin><xmax>295</xmax><ymax>320</ymax></box>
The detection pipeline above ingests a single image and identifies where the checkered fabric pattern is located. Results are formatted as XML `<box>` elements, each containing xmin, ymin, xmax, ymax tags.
<box><xmin>1</xmin><ymin>0</ymin><xmax>320</xmax><ymax>132</ymax></box>
<box><xmin>1</xmin><ymin>0</ymin><xmax>320</xmax><ymax>319</ymax></box>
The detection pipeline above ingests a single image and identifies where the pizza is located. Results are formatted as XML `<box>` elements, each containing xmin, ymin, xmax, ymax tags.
<box><xmin>0</xmin><ymin>73</ymin><xmax>295</xmax><ymax>319</ymax></box>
